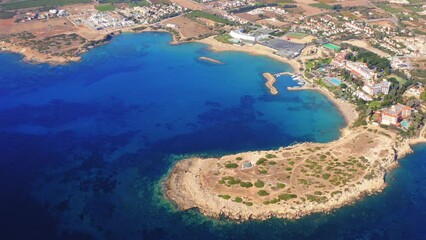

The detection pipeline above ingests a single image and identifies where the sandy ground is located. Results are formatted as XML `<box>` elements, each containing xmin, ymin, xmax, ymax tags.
<box><xmin>170</xmin><ymin>0</ymin><xmax>204</xmax><ymax>10</ymax></box>
<box><xmin>197</xmin><ymin>36</ymin><xmax>302</xmax><ymax>73</ymax></box>
<box><xmin>343</xmin><ymin>39</ymin><xmax>390</xmax><ymax>58</ymax></box>
<box><xmin>163</xmin><ymin>16</ymin><xmax>213</xmax><ymax>39</ymax></box>
<box><xmin>236</xmin><ymin>13</ymin><xmax>260</xmax><ymax>22</ymax></box>
<box><xmin>0</xmin><ymin>18</ymin><xmax>14</xmax><ymax>27</ymax></box>
<box><xmin>0</xmin><ymin>18</ymin><xmax>76</xmax><ymax>36</ymax></box>
<box><xmin>298</xmin><ymin>3</ymin><xmax>329</xmax><ymax>16</ymax></box>
<box><xmin>255</xmin><ymin>18</ymin><xmax>288</xmax><ymax>27</ymax></box>
<box><xmin>368</xmin><ymin>19</ymin><xmax>397</xmax><ymax>29</ymax></box>
<box><xmin>331</xmin><ymin>0</ymin><xmax>373</xmax><ymax>7</ymax></box>
<box><xmin>283</xmin><ymin>35</ymin><xmax>317</xmax><ymax>44</ymax></box>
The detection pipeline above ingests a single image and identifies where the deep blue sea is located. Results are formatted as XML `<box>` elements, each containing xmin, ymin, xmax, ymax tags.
<box><xmin>0</xmin><ymin>32</ymin><xmax>425</xmax><ymax>240</ymax></box>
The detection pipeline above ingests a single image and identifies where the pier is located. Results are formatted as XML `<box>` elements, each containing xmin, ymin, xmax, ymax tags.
<box><xmin>263</xmin><ymin>72</ymin><xmax>278</xmax><ymax>95</ymax></box>
<box><xmin>274</xmin><ymin>72</ymin><xmax>292</xmax><ymax>77</ymax></box>
<box><xmin>274</xmin><ymin>71</ymin><xmax>306</xmax><ymax>86</ymax></box>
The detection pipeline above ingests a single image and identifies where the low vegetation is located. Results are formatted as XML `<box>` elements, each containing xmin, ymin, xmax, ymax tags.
<box><xmin>254</xmin><ymin>180</ymin><xmax>265</xmax><ymax>188</ymax></box>
<box><xmin>0</xmin><ymin>0</ymin><xmax>92</xmax><ymax>10</ymax></box>
<box><xmin>309</xmin><ymin>3</ymin><xmax>332</xmax><ymax>10</ymax></box>
<box><xmin>214</xmin><ymin>34</ymin><xmax>232</xmax><ymax>44</ymax></box>
<box><xmin>257</xmin><ymin>190</ymin><xmax>269</xmax><ymax>196</ymax></box>
<box><xmin>95</xmin><ymin>4</ymin><xmax>116</xmax><ymax>12</ymax></box>
<box><xmin>225</xmin><ymin>162</ymin><xmax>238</xmax><ymax>168</ymax></box>
<box><xmin>186</xmin><ymin>11</ymin><xmax>233</xmax><ymax>25</ymax></box>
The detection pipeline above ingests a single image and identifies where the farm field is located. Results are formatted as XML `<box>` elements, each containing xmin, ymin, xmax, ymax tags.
<box><xmin>0</xmin><ymin>0</ymin><xmax>92</xmax><ymax>10</ymax></box>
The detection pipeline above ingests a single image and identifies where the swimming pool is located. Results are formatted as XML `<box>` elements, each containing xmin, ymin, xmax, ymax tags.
<box><xmin>328</xmin><ymin>77</ymin><xmax>342</xmax><ymax>86</ymax></box>
<box><xmin>401</xmin><ymin>120</ymin><xmax>410</xmax><ymax>128</ymax></box>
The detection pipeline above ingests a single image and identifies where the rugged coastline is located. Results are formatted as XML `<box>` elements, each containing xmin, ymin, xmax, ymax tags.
<box><xmin>0</xmin><ymin>31</ymin><xmax>115</xmax><ymax>65</ymax></box>
<box><xmin>2</xmin><ymin>29</ymin><xmax>426</xmax><ymax>221</ymax></box>
<box><xmin>164</xmin><ymin>124</ymin><xmax>423</xmax><ymax>221</ymax></box>
<box><xmin>0</xmin><ymin>30</ymin><xmax>301</xmax><ymax>71</ymax></box>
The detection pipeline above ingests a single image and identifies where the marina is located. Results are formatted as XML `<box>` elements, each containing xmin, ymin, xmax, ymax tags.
<box><xmin>274</xmin><ymin>71</ymin><xmax>306</xmax><ymax>86</ymax></box>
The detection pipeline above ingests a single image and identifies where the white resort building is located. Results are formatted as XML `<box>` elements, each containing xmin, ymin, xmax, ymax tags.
<box><xmin>345</xmin><ymin>61</ymin><xmax>376</xmax><ymax>80</ymax></box>
<box><xmin>230</xmin><ymin>29</ymin><xmax>269</xmax><ymax>42</ymax></box>
<box><xmin>362</xmin><ymin>80</ymin><xmax>391</xmax><ymax>96</ymax></box>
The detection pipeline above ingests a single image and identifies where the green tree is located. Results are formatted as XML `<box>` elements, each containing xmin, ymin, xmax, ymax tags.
<box><xmin>421</xmin><ymin>91</ymin><xmax>426</xmax><ymax>102</ymax></box>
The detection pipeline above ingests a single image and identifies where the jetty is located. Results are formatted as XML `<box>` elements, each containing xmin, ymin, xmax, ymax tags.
<box><xmin>274</xmin><ymin>72</ymin><xmax>292</xmax><ymax>77</ymax></box>
<box><xmin>263</xmin><ymin>72</ymin><xmax>278</xmax><ymax>95</ymax></box>
<box><xmin>198</xmin><ymin>56</ymin><xmax>224</xmax><ymax>64</ymax></box>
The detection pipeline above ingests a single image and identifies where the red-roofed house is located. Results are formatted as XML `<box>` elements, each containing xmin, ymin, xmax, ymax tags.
<box><xmin>380</xmin><ymin>104</ymin><xmax>412</xmax><ymax>126</ymax></box>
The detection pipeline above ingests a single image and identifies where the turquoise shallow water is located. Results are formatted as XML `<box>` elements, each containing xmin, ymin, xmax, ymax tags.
<box><xmin>0</xmin><ymin>32</ymin><xmax>424</xmax><ymax>239</ymax></box>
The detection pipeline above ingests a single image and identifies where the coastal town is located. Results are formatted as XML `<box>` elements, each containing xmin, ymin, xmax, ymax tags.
<box><xmin>0</xmin><ymin>0</ymin><xmax>426</xmax><ymax>221</ymax></box>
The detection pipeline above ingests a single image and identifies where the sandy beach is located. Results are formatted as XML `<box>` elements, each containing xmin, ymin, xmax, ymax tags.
<box><xmin>194</xmin><ymin>36</ymin><xmax>360</xmax><ymax>125</ymax></box>
<box><xmin>289</xmin><ymin>84</ymin><xmax>358</xmax><ymax>125</ymax></box>
<box><xmin>196</xmin><ymin>36</ymin><xmax>301</xmax><ymax>73</ymax></box>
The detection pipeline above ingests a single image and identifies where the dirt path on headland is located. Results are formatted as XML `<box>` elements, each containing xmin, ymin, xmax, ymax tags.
<box><xmin>164</xmin><ymin>125</ymin><xmax>419</xmax><ymax>221</ymax></box>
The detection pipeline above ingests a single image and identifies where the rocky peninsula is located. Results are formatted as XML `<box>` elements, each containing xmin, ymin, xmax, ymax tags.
<box><xmin>164</xmin><ymin>125</ymin><xmax>422</xmax><ymax>221</ymax></box>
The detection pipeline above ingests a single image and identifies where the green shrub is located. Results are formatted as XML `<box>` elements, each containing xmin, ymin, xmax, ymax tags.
<box><xmin>221</xmin><ymin>176</ymin><xmax>241</xmax><ymax>186</ymax></box>
<box><xmin>236</xmin><ymin>157</ymin><xmax>243</xmax><ymax>160</ymax></box>
<box><xmin>240</xmin><ymin>182</ymin><xmax>253</xmax><ymax>188</ymax></box>
<box><xmin>258</xmin><ymin>169</ymin><xmax>268</xmax><ymax>174</ymax></box>
<box><xmin>218</xmin><ymin>194</ymin><xmax>231</xmax><ymax>200</ymax></box>
<box><xmin>265</xmin><ymin>154</ymin><xmax>277</xmax><ymax>159</ymax></box>
<box><xmin>258</xmin><ymin>190</ymin><xmax>269</xmax><ymax>196</ymax></box>
<box><xmin>225</xmin><ymin>163</ymin><xmax>238</xmax><ymax>168</ymax></box>
<box><xmin>278</xmin><ymin>193</ymin><xmax>297</xmax><ymax>201</ymax></box>
<box><xmin>234</xmin><ymin>197</ymin><xmax>243</xmax><ymax>203</ymax></box>
<box><xmin>322</xmin><ymin>173</ymin><xmax>331</xmax><ymax>180</ymax></box>
<box><xmin>256</xmin><ymin>158</ymin><xmax>267</xmax><ymax>165</ymax></box>
<box><xmin>227</xmin><ymin>178</ymin><xmax>240</xmax><ymax>185</ymax></box>
<box><xmin>254</xmin><ymin>180</ymin><xmax>265</xmax><ymax>188</ymax></box>
<box><xmin>277</xmin><ymin>183</ymin><xmax>286</xmax><ymax>188</ymax></box>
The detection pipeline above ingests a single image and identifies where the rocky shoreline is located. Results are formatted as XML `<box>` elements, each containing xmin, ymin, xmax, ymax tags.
<box><xmin>0</xmin><ymin>31</ymin><xmax>115</xmax><ymax>65</ymax></box>
<box><xmin>163</xmin><ymin>126</ymin><xmax>422</xmax><ymax>221</ymax></box>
